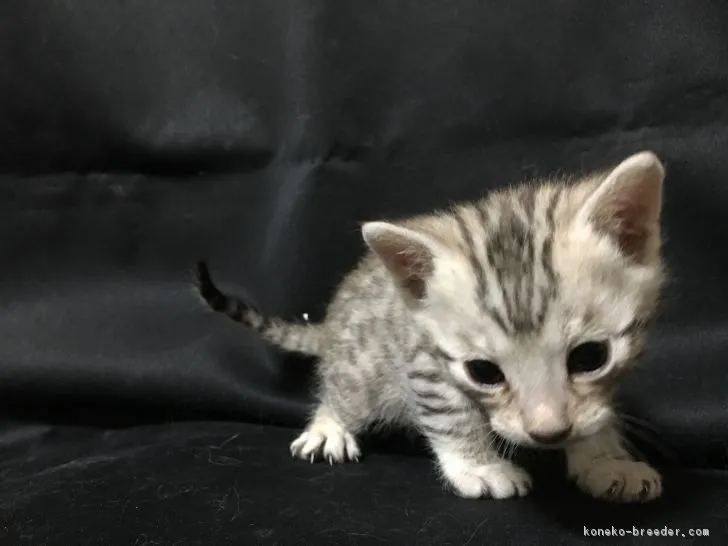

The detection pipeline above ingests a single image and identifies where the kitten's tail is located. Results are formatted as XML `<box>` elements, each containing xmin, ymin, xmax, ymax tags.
<box><xmin>193</xmin><ymin>260</ymin><xmax>324</xmax><ymax>357</ymax></box>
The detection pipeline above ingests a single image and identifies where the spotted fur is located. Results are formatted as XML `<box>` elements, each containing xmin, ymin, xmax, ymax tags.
<box><xmin>195</xmin><ymin>151</ymin><xmax>667</xmax><ymax>503</ymax></box>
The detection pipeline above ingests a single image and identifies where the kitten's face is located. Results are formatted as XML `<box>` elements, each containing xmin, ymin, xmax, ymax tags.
<box><xmin>424</xmin><ymin>229</ymin><xmax>661</xmax><ymax>448</ymax></box>
<box><xmin>364</xmin><ymin>151</ymin><xmax>665</xmax><ymax>449</ymax></box>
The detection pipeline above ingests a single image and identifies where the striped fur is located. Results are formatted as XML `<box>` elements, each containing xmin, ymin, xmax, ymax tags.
<box><xmin>194</xmin><ymin>261</ymin><xmax>323</xmax><ymax>356</ymax></box>
<box><xmin>195</xmin><ymin>151</ymin><xmax>667</xmax><ymax>503</ymax></box>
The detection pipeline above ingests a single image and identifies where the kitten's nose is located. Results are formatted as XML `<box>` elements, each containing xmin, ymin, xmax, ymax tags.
<box><xmin>528</xmin><ymin>425</ymin><xmax>572</xmax><ymax>445</ymax></box>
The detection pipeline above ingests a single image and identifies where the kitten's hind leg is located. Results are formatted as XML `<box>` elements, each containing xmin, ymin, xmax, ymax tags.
<box><xmin>290</xmin><ymin>404</ymin><xmax>362</xmax><ymax>464</ymax></box>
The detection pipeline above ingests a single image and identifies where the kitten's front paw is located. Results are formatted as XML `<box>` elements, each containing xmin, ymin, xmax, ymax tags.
<box><xmin>571</xmin><ymin>458</ymin><xmax>662</xmax><ymax>503</ymax></box>
<box><xmin>440</xmin><ymin>458</ymin><xmax>532</xmax><ymax>499</ymax></box>
<box><xmin>289</xmin><ymin>415</ymin><xmax>361</xmax><ymax>464</ymax></box>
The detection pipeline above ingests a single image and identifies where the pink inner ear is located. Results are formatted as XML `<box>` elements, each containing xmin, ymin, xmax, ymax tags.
<box><xmin>379</xmin><ymin>241</ymin><xmax>434</xmax><ymax>300</ymax></box>
<box><xmin>605</xmin><ymin>199</ymin><xmax>652</xmax><ymax>260</ymax></box>
<box><xmin>593</xmin><ymin>181</ymin><xmax>659</xmax><ymax>262</ymax></box>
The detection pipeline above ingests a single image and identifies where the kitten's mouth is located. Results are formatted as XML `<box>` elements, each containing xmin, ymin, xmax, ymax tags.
<box><xmin>528</xmin><ymin>437</ymin><xmax>577</xmax><ymax>450</ymax></box>
<box><xmin>495</xmin><ymin>429</ymin><xmax>583</xmax><ymax>450</ymax></box>
<box><xmin>490</xmin><ymin>428</ymin><xmax>573</xmax><ymax>451</ymax></box>
<box><xmin>526</xmin><ymin>426</ymin><xmax>605</xmax><ymax>449</ymax></box>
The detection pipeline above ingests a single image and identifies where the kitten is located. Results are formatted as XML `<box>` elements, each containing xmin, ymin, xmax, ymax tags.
<box><xmin>194</xmin><ymin>151</ymin><xmax>666</xmax><ymax>503</ymax></box>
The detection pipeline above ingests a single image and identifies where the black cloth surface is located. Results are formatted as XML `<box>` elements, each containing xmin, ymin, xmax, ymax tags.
<box><xmin>1</xmin><ymin>0</ymin><xmax>728</xmax><ymax>544</ymax></box>
<box><xmin>2</xmin><ymin>422</ymin><xmax>727</xmax><ymax>545</ymax></box>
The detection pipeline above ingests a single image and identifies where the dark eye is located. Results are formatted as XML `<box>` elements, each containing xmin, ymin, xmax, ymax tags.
<box><xmin>465</xmin><ymin>359</ymin><xmax>505</xmax><ymax>386</ymax></box>
<box><xmin>567</xmin><ymin>341</ymin><xmax>610</xmax><ymax>374</ymax></box>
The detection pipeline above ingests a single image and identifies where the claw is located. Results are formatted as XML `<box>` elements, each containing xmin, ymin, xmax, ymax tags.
<box><xmin>638</xmin><ymin>480</ymin><xmax>651</xmax><ymax>501</ymax></box>
<box><xmin>607</xmin><ymin>480</ymin><xmax>621</xmax><ymax>497</ymax></box>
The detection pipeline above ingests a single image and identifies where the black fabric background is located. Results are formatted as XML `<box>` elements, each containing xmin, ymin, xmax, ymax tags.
<box><xmin>1</xmin><ymin>1</ymin><xmax>728</xmax><ymax>544</ymax></box>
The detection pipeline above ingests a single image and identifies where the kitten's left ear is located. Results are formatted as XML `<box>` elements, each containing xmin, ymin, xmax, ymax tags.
<box><xmin>577</xmin><ymin>151</ymin><xmax>665</xmax><ymax>263</ymax></box>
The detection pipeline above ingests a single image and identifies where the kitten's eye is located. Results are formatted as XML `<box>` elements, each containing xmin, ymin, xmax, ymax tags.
<box><xmin>465</xmin><ymin>359</ymin><xmax>505</xmax><ymax>386</ymax></box>
<box><xmin>567</xmin><ymin>341</ymin><xmax>610</xmax><ymax>374</ymax></box>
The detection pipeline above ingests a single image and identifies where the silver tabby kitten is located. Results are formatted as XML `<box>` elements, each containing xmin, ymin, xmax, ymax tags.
<box><xmin>195</xmin><ymin>151</ymin><xmax>666</xmax><ymax>503</ymax></box>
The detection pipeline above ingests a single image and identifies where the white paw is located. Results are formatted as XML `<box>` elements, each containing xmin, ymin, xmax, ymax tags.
<box><xmin>571</xmin><ymin>458</ymin><xmax>662</xmax><ymax>503</ymax></box>
<box><xmin>440</xmin><ymin>458</ymin><xmax>532</xmax><ymax>499</ymax></box>
<box><xmin>289</xmin><ymin>416</ymin><xmax>361</xmax><ymax>464</ymax></box>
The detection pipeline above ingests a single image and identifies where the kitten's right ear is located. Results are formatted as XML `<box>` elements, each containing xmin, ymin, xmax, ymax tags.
<box><xmin>362</xmin><ymin>221</ymin><xmax>438</xmax><ymax>301</ymax></box>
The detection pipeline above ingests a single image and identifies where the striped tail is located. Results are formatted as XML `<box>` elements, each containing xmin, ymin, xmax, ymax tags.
<box><xmin>193</xmin><ymin>260</ymin><xmax>324</xmax><ymax>357</ymax></box>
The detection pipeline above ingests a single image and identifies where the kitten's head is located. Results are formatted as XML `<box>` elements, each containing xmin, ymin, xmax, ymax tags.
<box><xmin>363</xmin><ymin>151</ymin><xmax>665</xmax><ymax>449</ymax></box>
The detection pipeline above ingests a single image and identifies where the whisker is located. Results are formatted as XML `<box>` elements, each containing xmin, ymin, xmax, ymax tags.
<box><xmin>619</xmin><ymin>412</ymin><xmax>661</xmax><ymax>433</ymax></box>
<box><xmin>617</xmin><ymin>416</ymin><xmax>680</xmax><ymax>463</ymax></box>
<box><xmin>618</xmin><ymin>424</ymin><xmax>649</xmax><ymax>462</ymax></box>
<box><xmin>506</xmin><ymin>439</ymin><xmax>519</xmax><ymax>460</ymax></box>
<box><xmin>495</xmin><ymin>435</ymin><xmax>507</xmax><ymax>458</ymax></box>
